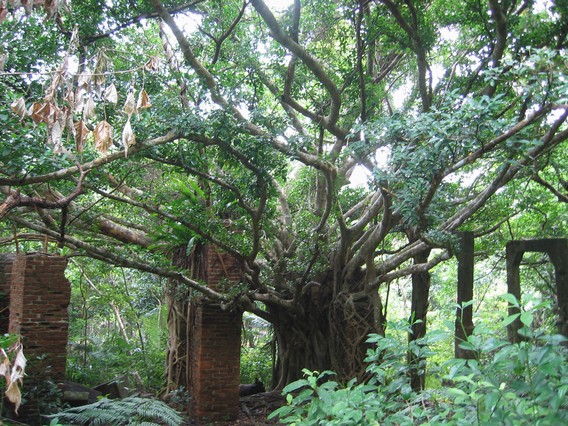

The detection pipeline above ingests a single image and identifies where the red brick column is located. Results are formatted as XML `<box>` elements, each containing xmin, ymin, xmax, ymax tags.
<box><xmin>0</xmin><ymin>254</ymin><xmax>15</xmax><ymax>333</ymax></box>
<box><xmin>189</xmin><ymin>245</ymin><xmax>243</xmax><ymax>423</ymax></box>
<box><xmin>0</xmin><ymin>253</ymin><xmax>71</xmax><ymax>381</ymax></box>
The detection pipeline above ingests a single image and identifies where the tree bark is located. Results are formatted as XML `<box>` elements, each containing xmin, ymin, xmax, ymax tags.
<box><xmin>269</xmin><ymin>273</ymin><xmax>384</xmax><ymax>388</ymax></box>
<box><xmin>408</xmin><ymin>248</ymin><xmax>431</xmax><ymax>391</ymax></box>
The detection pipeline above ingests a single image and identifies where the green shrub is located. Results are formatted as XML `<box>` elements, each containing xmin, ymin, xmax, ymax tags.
<box><xmin>240</xmin><ymin>345</ymin><xmax>272</xmax><ymax>386</ymax></box>
<box><xmin>270</xmin><ymin>295</ymin><xmax>568</xmax><ymax>425</ymax></box>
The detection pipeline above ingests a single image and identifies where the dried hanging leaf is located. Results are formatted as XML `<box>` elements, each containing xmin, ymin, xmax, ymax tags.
<box><xmin>77</xmin><ymin>68</ymin><xmax>92</xmax><ymax>91</ymax></box>
<box><xmin>44</xmin><ymin>56</ymin><xmax>68</xmax><ymax>103</ymax></box>
<box><xmin>0</xmin><ymin>350</ymin><xmax>9</xmax><ymax>378</ymax></box>
<box><xmin>94</xmin><ymin>50</ymin><xmax>108</xmax><ymax>87</ymax></box>
<box><xmin>93</xmin><ymin>120</ymin><xmax>113</xmax><ymax>155</ymax></box>
<box><xmin>64</xmin><ymin>88</ymin><xmax>74</xmax><ymax>106</ymax></box>
<box><xmin>103</xmin><ymin>83</ymin><xmax>118</xmax><ymax>104</ymax></box>
<box><xmin>31</xmin><ymin>102</ymin><xmax>53</xmax><ymax>124</ymax></box>
<box><xmin>10</xmin><ymin>97</ymin><xmax>28</xmax><ymax>118</ymax></box>
<box><xmin>66</xmin><ymin>110</ymin><xmax>75</xmax><ymax>139</ymax></box>
<box><xmin>122</xmin><ymin>119</ymin><xmax>135</xmax><ymax>157</ymax></box>
<box><xmin>123</xmin><ymin>92</ymin><xmax>137</xmax><ymax>117</ymax></box>
<box><xmin>5</xmin><ymin>383</ymin><xmax>21</xmax><ymax>414</ymax></box>
<box><xmin>83</xmin><ymin>96</ymin><xmax>96</xmax><ymax>120</ymax></box>
<box><xmin>74</xmin><ymin>120</ymin><xmax>91</xmax><ymax>153</ymax></box>
<box><xmin>11</xmin><ymin>345</ymin><xmax>26</xmax><ymax>375</ymax></box>
<box><xmin>49</xmin><ymin>113</ymin><xmax>66</xmax><ymax>153</ymax></box>
<box><xmin>136</xmin><ymin>89</ymin><xmax>151</xmax><ymax>110</ymax></box>
<box><xmin>74</xmin><ymin>89</ymin><xmax>85</xmax><ymax>114</ymax></box>
<box><xmin>145</xmin><ymin>56</ymin><xmax>159</xmax><ymax>72</ymax></box>
<box><xmin>2</xmin><ymin>342</ymin><xmax>25</xmax><ymax>414</ymax></box>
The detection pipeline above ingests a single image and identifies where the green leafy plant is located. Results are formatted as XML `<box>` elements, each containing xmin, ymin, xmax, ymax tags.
<box><xmin>270</xmin><ymin>295</ymin><xmax>568</xmax><ymax>425</ymax></box>
<box><xmin>44</xmin><ymin>396</ymin><xmax>185</xmax><ymax>426</ymax></box>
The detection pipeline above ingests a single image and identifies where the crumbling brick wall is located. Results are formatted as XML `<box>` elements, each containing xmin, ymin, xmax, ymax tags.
<box><xmin>0</xmin><ymin>253</ymin><xmax>71</xmax><ymax>381</ymax></box>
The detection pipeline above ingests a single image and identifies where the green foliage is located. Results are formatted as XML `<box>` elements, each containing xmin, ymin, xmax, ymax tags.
<box><xmin>65</xmin><ymin>262</ymin><xmax>166</xmax><ymax>391</ymax></box>
<box><xmin>270</xmin><ymin>296</ymin><xmax>568</xmax><ymax>425</ymax></box>
<box><xmin>240</xmin><ymin>313</ymin><xmax>273</xmax><ymax>386</ymax></box>
<box><xmin>0</xmin><ymin>333</ymin><xmax>19</xmax><ymax>350</ymax></box>
<box><xmin>45</xmin><ymin>396</ymin><xmax>184</xmax><ymax>426</ymax></box>
<box><xmin>240</xmin><ymin>346</ymin><xmax>272</xmax><ymax>388</ymax></box>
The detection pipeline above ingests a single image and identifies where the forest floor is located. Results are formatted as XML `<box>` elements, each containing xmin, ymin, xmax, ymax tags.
<box><xmin>184</xmin><ymin>391</ymin><xmax>285</xmax><ymax>425</ymax></box>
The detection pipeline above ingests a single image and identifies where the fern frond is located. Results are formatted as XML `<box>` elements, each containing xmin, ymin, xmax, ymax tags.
<box><xmin>45</xmin><ymin>396</ymin><xmax>185</xmax><ymax>425</ymax></box>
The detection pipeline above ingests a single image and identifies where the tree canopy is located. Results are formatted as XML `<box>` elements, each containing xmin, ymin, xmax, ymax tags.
<box><xmin>1</xmin><ymin>0</ymin><xmax>567</xmax><ymax>386</ymax></box>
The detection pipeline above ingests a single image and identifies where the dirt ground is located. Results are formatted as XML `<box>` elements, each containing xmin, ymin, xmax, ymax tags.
<box><xmin>183</xmin><ymin>391</ymin><xmax>286</xmax><ymax>425</ymax></box>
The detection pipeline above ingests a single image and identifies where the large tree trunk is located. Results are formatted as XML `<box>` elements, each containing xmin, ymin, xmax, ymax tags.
<box><xmin>269</xmin><ymin>276</ymin><xmax>385</xmax><ymax>388</ymax></box>
<box><xmin>165</xmin><ymin>246</ymin><xmax>201</xmax><ymax>393</ymax></box>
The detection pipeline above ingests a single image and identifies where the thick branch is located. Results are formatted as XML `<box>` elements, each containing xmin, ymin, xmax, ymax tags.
<box><xmin>8</xmin><ymin>215</ymin><xmax>229</xmax><ymax>302</ymax></box>
<box><xmin>251</xmin><ymin>0</ymin><xmax>342</xmax><ymax>128</ymax></box>
<box><xmin>0</xmin><ymin>166</ymin><xmax>87</xmax><ymax>220</ymax></box>
<box><xmin>531</xmin><ymin>173</ymin><xmax>568</xmax><ymax>203</ymax></box>
<box><xmin>374</xmin><ymin>249</ymin><xmax>452</xmax><ymax>286</ymax></box>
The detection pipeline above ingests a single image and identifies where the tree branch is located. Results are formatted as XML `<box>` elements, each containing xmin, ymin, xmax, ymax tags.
<box><xmin>250</xmin><ymin>0</ymin><xmax>342</xmax><ymax>129</ymax></box>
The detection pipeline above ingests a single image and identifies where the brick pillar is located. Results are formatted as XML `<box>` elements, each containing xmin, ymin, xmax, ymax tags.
<box><xmin>0</xmin><ymin>254</ymin><xmax>14</xmax><ymax>333</ymax></box>
<box><xmin>0</xmin><ymin>253</ymin><xmax>71</xmax><ymax>381</ymax></box>
<box><xmin>189</xmin><ymin>245</ymin><xmax>243</xmax><ymax>423</ymax></box>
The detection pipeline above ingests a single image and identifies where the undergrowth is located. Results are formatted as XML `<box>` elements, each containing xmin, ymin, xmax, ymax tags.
<box><xmin>270</xmin><ymin>294</ymin><xmax>568</xmax><ymax>425</ymax></box>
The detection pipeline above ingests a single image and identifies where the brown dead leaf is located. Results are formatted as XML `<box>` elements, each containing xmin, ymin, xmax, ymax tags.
<box><xmin>145</xmin><ymin>56</ymin><xmax>160</xmax><ymax>72</ymax></box>
<box><xmin>94</xmin><ymin>120</ymin><xmax>113</xmax><ymax>155</ymax></box>
<box><xmin>83</xmin><ymin>96</ymin><xmax>96</xmax><ymax>120</ymax></box>
<box><xmin>30</xmin><ymin>102</ymin><xmax>54</xmax><ymax>124</ymax></box>
<box><xmin>0</xmin><ymin>349</ymin><xmax>9</xmax><ymax>380</ymax></box>
<box><xmin>122</xmin><ymin>119</ymin><xmax>135</xmax><ymax>157</ymax></box>
<box><xmin>103</xmin><ymin>83</ymin><xmax>118</xmax><ymax>104</ymax></box>
<box><xmin>5</xmin><ymin>380</ymin><xmax>21</xmax><ymax>413</ymax></box>
<box><xmin>1</xmin><ymin>342</ymin><xmax>26</xmax><ymax>414</ymax></box>
<box><xmin>12</xmin><ymin>345</ymin><xmax>26</xmax><ymax>375</ymax></box>
<box><xmin>64</xmin><ymin>88</ymin><xmax>75</xmax><ymax>110</ymax></box>
<box><xmin>49</xmin><ymin>117</ymin><xmax>64</xmax><ymax>152</ymax></box>
<box><xmin>123</xmin><ymin>92</ymin><xmax>137</xmax><ymax>117</ymax></box>
<box><xmin>94</xmin><ymin>50</ymin><xmax>108</xmax><ymax>86</ymax></box>
<box><xmin>77</xmin><ymin>68</ymin><xmax>92</xmax><ymax>90</ymax></box>
<box><xmin>137</xmin><ymin>89</ymin><xmax>151</xmax><ymax>110</ymax></box>
<box><xmin>74</xmin><ymin>120</ymin><xmax>91</xmax><ymax>153</ymax></box>
<box><xmin>44</xmin><ymin>56</ymin><xmax>68</xmax><ymax>103</ymax></box>
<box><xmin>10</xmin><ymin>97</ymin><xmax>28</xmax><ymax>118</ymax></box>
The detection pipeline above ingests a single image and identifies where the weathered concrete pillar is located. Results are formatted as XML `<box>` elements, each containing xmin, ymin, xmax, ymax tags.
<box><xmin>506</xmin><ymin>239</ymin><xmax>568</xmax><ymax>342</ymax></box>
<box><xmin>188</xmin><ymin>245</ymin><xmax>243</xmax><ymax>423</ymax></box>
<box><xmin>455</xmin><ymin>232</ymin><xmax>476</xmax><ymax>358</ymax></box>
<box><xmin>0</xmin><ymin>253</ymin><xmax>71</xmax><ymax>381</ymax></box>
